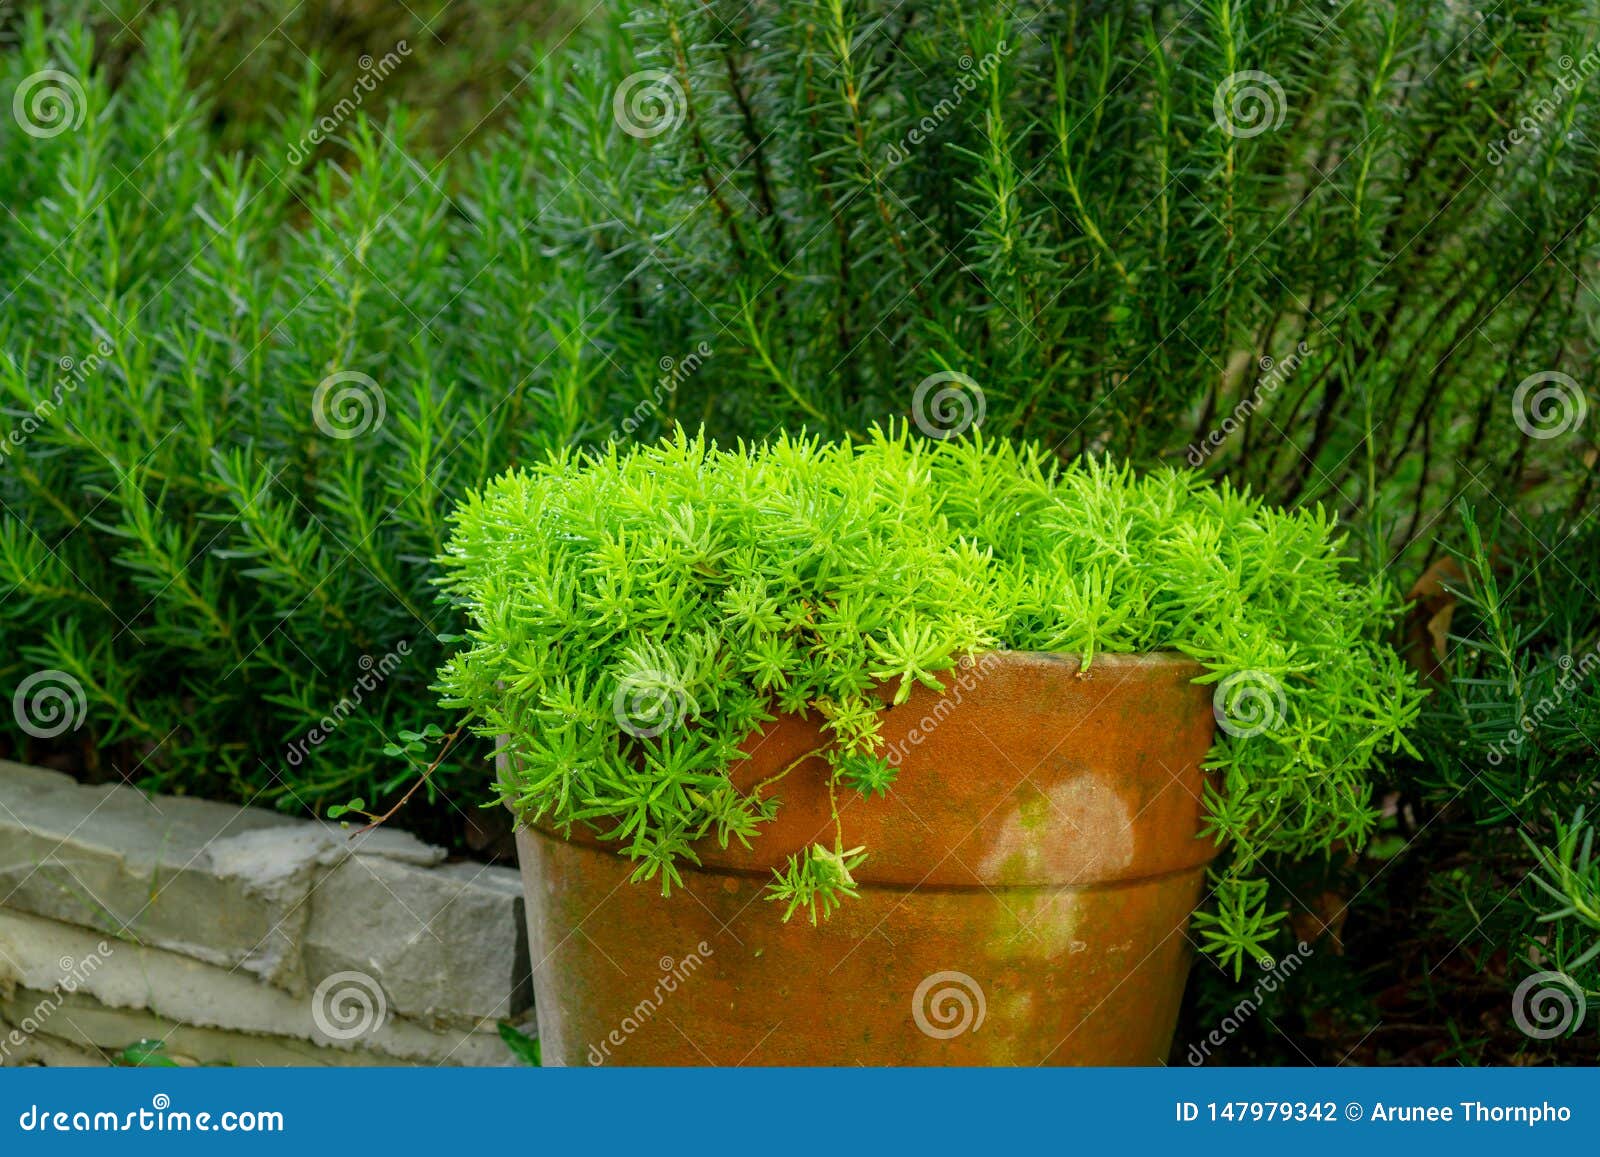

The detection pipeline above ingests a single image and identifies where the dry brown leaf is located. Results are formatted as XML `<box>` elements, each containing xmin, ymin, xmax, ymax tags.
<box><xmin>1402</xmin><ymin>556</ymin><xmax>1465</xmax><ymax>682</ymax></box>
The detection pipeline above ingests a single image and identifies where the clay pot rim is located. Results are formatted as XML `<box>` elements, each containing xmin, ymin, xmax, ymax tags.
<box><xmin>891</xmin><ymin>647</ymin><xmax>1209</xmax><ymax>689</ymax></box>
<box><xmin>505</xmin><ymin>646</ymin><xmax>1215</xmax><ymax>859</ymax></box>
<box><xmin>958</xmin><ymin>648</ymin><xmax>1202</xmax><ymax>670</ymax></box>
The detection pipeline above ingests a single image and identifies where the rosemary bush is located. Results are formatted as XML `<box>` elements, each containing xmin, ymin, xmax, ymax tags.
<box><xmin>491</xmin><ymin>0</ymin><xmax>1599</xmax><ymax>553</ymax></box>
<box><xmin>1179</xmin><ymin>504</ymin><xmax>1600</xmax><ymax>1062</ymax></box>
<box><xmin>1</xmin><ymin>0</ymin><xmax>1593</xmax><ymax>1063</ymax></box>
<box><xmin>1401</xmin><ymin>509</ymin><xmax>1600</xmax><ymax>1051</ymax></box>
<box><xmin>16</xmin><ymin>0</ymin><xmax>576</xmax><ymax>160</ymax></box>
<box><xmin>0</xmin><ymin>11</ymin><xmax>577</xmax><ymax>831</ymax></box>
<box><xmin>436</xmin><ymin>429</ymin><xmax>1422</xmax><ymax>969</ymax></box>
<box><xmin>3</xmin><ymin>0</ymin><xmax>1592</xmax><ymax>1022</ymax></box>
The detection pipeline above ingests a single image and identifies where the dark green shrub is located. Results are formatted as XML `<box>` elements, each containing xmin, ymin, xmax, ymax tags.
<box><xmin>3</xmin><ymin>0</ymin><xmax>1593</xmax><ymax>940</ymax></box>
<box><xmin>1176</xmin><ymin>505</ymin><xmax>1599</xmax><ymax>1063</ymax></box>
<box><xmin>0</xmin><ymin>11</ymin><xmax>594</xmax><ymax>834</ymax></box>
<box><xmin>1400</xmin><ymin>509</ymin><xmax>1600</xmax><ymax>1052</ymax></box>
<box><xmin>12</xmin><ymin>0</ymin><xmax>577</xmax><ymax>160</ymax></box>
<box><xmin>493</xmin><ymin>0</ymin><xmax>1599</xmax><ymax>548</ymax></box>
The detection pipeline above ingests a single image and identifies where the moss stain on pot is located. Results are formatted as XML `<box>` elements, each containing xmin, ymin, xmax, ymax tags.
<box><xmin>981</xmin><ymin>778</ymin><xmax>1138</xmax><ymax>886</ymax></box>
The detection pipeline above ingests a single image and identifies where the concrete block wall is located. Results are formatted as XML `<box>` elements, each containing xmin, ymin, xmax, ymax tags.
<box><xmin>0</xmin><ymin>762</ymin><xmax>532</xmax><ymax>1066</ymax></box>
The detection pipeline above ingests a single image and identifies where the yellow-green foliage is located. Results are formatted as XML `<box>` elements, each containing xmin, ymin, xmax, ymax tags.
<box><xmin>437</xmin><ymin>428</ymin><xmax>1423</xmax><ymax>969</ymax></box>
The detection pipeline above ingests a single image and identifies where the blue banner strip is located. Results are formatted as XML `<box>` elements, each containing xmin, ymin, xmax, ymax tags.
<box><xmin>4</xmin><ymin>1067</ymin><xmax>1597</xmax><ymax>1154</ymax></box>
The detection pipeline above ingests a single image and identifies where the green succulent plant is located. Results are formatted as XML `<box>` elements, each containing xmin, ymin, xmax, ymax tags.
<box><xmin>435</xmin><ymin>427</ymin><xmax>1424</xmax><ymax>972</ymax></box>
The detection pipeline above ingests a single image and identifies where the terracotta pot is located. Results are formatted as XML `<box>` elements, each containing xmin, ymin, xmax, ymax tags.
<box><xmin>514</xmin><ymin>651</ymin><xmax>1218</xmax><ymax>1065</ymax></box>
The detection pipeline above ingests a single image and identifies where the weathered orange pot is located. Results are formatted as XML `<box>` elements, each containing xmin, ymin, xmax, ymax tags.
<box><xmin>514</xmin><ymin>651</ymin><xmax>1217</xmax><ymax>1065</ymax></box>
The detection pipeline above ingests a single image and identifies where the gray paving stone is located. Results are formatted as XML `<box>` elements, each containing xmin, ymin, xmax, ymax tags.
<box><xmin>0</xmin><ymin>760</ymin><xmax>531</xmax><ymax>1063</ymax></box>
